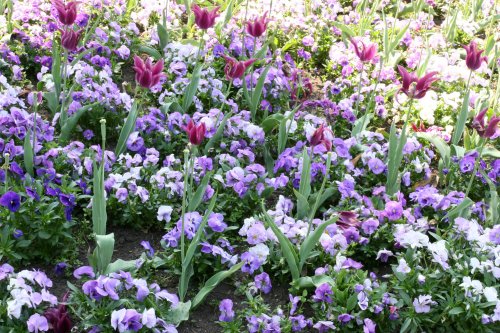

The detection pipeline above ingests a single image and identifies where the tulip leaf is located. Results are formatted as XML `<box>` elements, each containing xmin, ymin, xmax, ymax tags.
<box><xmin>187</xmin><ymin>172</ymin><xmax>213</xmax><ymax>211</ymax></box>
<box><xmin>443</xmin><ymin>198</ymin><xmax>473</xmax><ymax>221</ymax></box>
<box><xmin>52</xmin><ymin>40</ymin><xmax>61</xmax><ymax>100</ymax></box>
<box><xmin>105</xmin><ymin>259</ymin><xmax>137</xmax><ymax>274</ymax></box>
<box><xmin>261</xmin><ymin>113</ymin><xmax>284</xmax><ymax>134</ymax></box>
<box><xmin>138</xmin><ymin>45</ymin><xmax>162</xmax><ymax>60</ymax></box>
<box><xmin>204</xmin><ymin>111</ymin><xmax>233</xmax><ymax>154</ymax></box>
<box><xmin>23</xmin><ymin>130</ymin><xmax>34</xmax><ymax>177</ymax></box>
<box><xmin>115</xmin><ymin>101</ymin><xmax>139</xmax><ymax>157</ymax></box>
<box><xmin>262</xmin><ymin>202</ymin><xmax>300</xmax><ymax>281</ymax></box>
<box><xmin>298</xmin><ymin>148</ymin><xmax>312</xmax><ymax>198</ymax></box>
<box><xmin>93</xmin><ymin>233</ymin><xmax>115</xmax><ymax>274</ymax></box>
<box><xmin>299</xmin><ymin>216</ymin><xmax>338</xmax><ymax>272</ymax></box>
<box><xmin>414</xmin><ymin>132</ymin><xmax>450</xmax><ymax>168</ymax></box>
<box><xmin>157</xmin><ymin>23</ymin><xmax>169</xmax><ymax>52</ymax></box>
<box><xmin>182</xmin><ymin>64</ymin><xmax>202</xmax><ymax>113</ymax></box>
<box><xmin>295</xmin><ymin>275</ymin><xmax>335</xmax><ymax>289</ymax></box>
<box><xmin>69</xmin><ymin>47</ymin><xmax>96</xmax><ymax>67</ymax></box>
<box><xmin>277</xmin><ymin>109</ymin><xmax>298</xmax><ymax>156</ymax></box>
<box><xmin>60</xmin><ymin>102</ymin><xmax>99</xmax><ymax>142</ymax></box>
<box><xmin>480</xmin><ymin>169</ymin><xmax>499</xmax><ymax>224</ymax></box>
<box><xmin>191</xmin><ymin>262</ymin><xmax>243</xmax><ymax>310</ymax></box>
<box><xmin>250</xmin><ymin>64</ymin><xmax>272</xmax><ymax>121</ymax></box>
<box><xmin>386</xmin><ymin>121</ymin><xmax>408</xmax><ymax>195</ymax></box>
<box><xmin>44</xmin><ymin>91</ymin><xmax>59</xmax><ymax>115</ymax></box>
<box><xmin>451</xmin><ymin>90</ymin><xmax>470</xmax><ymax>146</ymax></box>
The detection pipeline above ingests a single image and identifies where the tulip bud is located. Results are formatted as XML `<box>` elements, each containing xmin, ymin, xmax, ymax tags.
<box><xmin>133</xmin><ymin>56</ymin><xmax>164</xmax><ymax>89</ymax></box>
<box><xmin>309</xmin><ymin>124</ymin><xmax>333</xmax><ymax>151</ymax></box>
<box><xmin>60</xmin><ymin>29</ymin><xmax>81</xmax><ymax>51</ymax></box>
<box><xmin>246</xmin><ymin>12</ymin><xmax>268</xmax><ymax>38</ymax></box>
<box><xmin>184</xmin><ymin>120</ymin><xmax>206</xmax><ymax>145</ymax></box>
<box><xmin>463</xmin><ymin>41</ymin><xmax>487</xmax><ymax>71</ymax></box>
<box><xmin>53</xmin><ymin>0</ymin><xmax>79</xmax><ymax>26</ymax></box>
<box><xmin>191</xmin><ymin>4</ymin><xmax>220</xmax><ymax>30</ymax></box>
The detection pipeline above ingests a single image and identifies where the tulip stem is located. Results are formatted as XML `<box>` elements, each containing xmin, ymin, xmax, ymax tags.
<box><xmin>180</xmin><ymin>148</ymin><xmax>190</xmax><ymax>268</ymax></box>
<box><xmin>354</xmin><ymin>63</ymin><xmax>364</xmax><ymax>117</ymax></box>
<box><xmin>464</xmin><ymin>138</ymin><xmax>485</xmax><ymax>198</ymax></box>
<box><xmin>359</xmin><ymin>59</ymin><xmax>383</xmax><ymax>133</ymax></box>
<box><xmin>241</xmin><ymin>0</ymin><xmax>249</xmax><ymax>58</ymax></box>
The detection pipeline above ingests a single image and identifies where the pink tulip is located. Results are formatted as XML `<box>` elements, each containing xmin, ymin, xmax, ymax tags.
<box><xmin>471</xmin><ymin>108</ymin><xmax>500</xmax><ymax>139</ymax></box>
<box><xmin>53</xmin><ymin>0</ymin><xmax>79</xmax><ymax>26</ymax></box>
<box><xmin>60</xmin><ymin>29</ymin><xmax>81</xmax><ymax>51</ymax></box>
<box><xmin>192</xmin><ymin>4</ymin><xmax>220</xmax><ymax>30</ymax></box>
<box><xmin>310</xmin><ymin>124</ymin><xmax>333</xmax><ymax>151</ymax></box>
<box><xmin>133</xmin><ymin>56</ymin><xmax>164</xmax><ymax>89</ymax></box>
<box><xmin>463</xmin><ymin>41</ymin><xmax>487</xmax><ymax>71</ymax></box>
<box><xmin>350</xmin><ymin>38</ymin><xmax>377</xmax><ymax>62</ymax></box>
<box><xmin>246</xmin><ymin>12</ymin><xmax>268</xmax><ymax>38</ymax></box>
<box><xmin>184</xmin><ymin>120</ymin><xmax>206</xmax><ymax>145</ymax></box>
<box><xmin>398</xmin><ymin>66</ymin><xmax>438</xmax><ymax>99</ymax></box>
<box><xmin>222</xmin><ymin>55</ymin><xmax>255</xmax><ymax>80</ymax></box>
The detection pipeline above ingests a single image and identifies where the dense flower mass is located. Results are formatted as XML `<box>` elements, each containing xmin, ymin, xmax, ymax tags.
<box><xmin>0</xmin><ymin>0</ymin><xmax>499</xmax><ymax>332</ymax></box>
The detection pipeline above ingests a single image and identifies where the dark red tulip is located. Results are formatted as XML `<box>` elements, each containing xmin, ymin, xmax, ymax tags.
<box><xmin>44</xmin><ymin>293</ymin><xmax>73</xmax><ymax>333</ymax></box>
<box><xmin>60</xmin><ymin>29</ymin><xmax>81</xmax><ymax>51</ymax></box>
<box><xmin>53</xmin><ymin>0</ymin><xmax>79</xmax><ymax>26</ymax></box>
<box><xmin>222</xmin><ymin>55</ymin><xmax>255</xmax><ymax>80</ymax></box>
<box><xmin>411</xmin><ymin>123</ymin><xmax>427</xmax><ymax>132</ymax></box>
<box><xmin>350</xmin><ymin>38</ymin><xmax>377</xmax><ymax>62</ymax></box>
<box><xmin>192</xmin><ymin>4</ymin><xmax>220</xmax><ymax>30</ymax></box>
<box><xmin>336</xmin><ymin>211</ymin><xmax>360</xmax><ymax>230</ymax></box>
<box><xmin>133</xmin><ymin>56</ymin><xmax>164</xmax><ymax>89</ymax></box>
<box><xmin>246</xmin><ymin>12</ymin><xmax>268</xmax><ymax>38</ymax></box>
<box><xmin>471</xmin><ymin>108</ymin><xmax>500</xmax><ymax>139</ymax></box>
<box><xmin>310</xmin><ymin>124</ymin><xmax>333</xmax><ymax>151</ymax></box>
<box><xmin>184</xmin><ymin>120</ymin><xmax>206</xmax><ymax>145</ymax></box>
<box><xmin>398</xmin><ymin>66</ymin><xmax>439</xmax><ymax>99</ymax></box>
<box><xmin>463</xmin><ymin>41</ymin><xmax>487</xmax><ymax>71</ymax></box>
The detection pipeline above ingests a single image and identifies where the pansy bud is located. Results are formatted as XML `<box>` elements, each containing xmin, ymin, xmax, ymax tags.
<box><xmin>463</xmin><ymin>41</ymin><xmax>487</xmax><ymax>71</ymax></box>
<box><xmin>222</xmin><ymin>55</ymin><xmax>255</xmax><ymax>80</ymax></box>
<box><xmin>184</xmin><ymin>120</ymin><xmax>206</xmax><ymax>145</ymax></box>
<box><xmin>192</xmin><ymin>4</ymin><xmax>220</xmax><ymax>30</ymax></box>
<box><xmin>53</xmin><ymin>0</ymin><xmax>79</xmax><ymax>26</ymax></box>
<box><xmin>246</xmin><ymin>12</ymin><xmax>268</xmax><ymax>38</ymax></box>
<box><xmin>60</xmin><ymin>29</ymin><xmax>81</xmax><ymax>51</ymax></box>
<box><xmin>133</xmin><ymin>56</ymin><xmax>164</xmax><ymax>89</ymax></box>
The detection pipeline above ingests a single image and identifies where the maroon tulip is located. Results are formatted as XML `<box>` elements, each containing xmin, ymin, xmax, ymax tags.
<box><xmin>471</xmin><ymin>108</ymin><xmax>500</xmax><ymax>139</ymax></box>
<box><xmin>336</xmin><ymin>211</ymin><xmax>360</xmax><ymax>230</ymax></box>
<box><xmin>463</xmin><ymin>41</ymin><xmax>487</xmax><ymax>71</ymax></box>
<box><xmin>133</xmin><ymin>56</ymin><xmax>164</xmax><ymax>89</ymax></box>
<box><xmin>53</xmin><ymin>0</ymin><xmax>78</xmax><ymax>26</ymax></box>
<box><xmin>310</xmin><ymin>124</ymin><xmax>333</xmax><ymax>151</ymax></box>
<box><xmin>222</xmin><ymin>55</ymin><xmax>256</xmax><ymax>80</ymax></box>
<box><xmin>60</xmin><ymin>29</ymin><xmax>81</xmax><ymax>51</ymax></box>
<box><xmin>44</xmin><ymin>293</ymin><xmax>72</xmax><ymax>333</ymax></box>
<box><xmin>184</xmin><ymin>120</ymin><xmax>206</xmax><ymax>145</ymax></box>
<box><xmin>192</xmin><ymin>4</ymin><xmax>220</xmax><ymax>30</ymax></box>
<box><xmin>397</xmin><ymin>66</ymin><xmax>439</xmax><ymax>99</ymax></box>
<box><xmin>246</xmin><ymin>12</ymin><xmax>268</xmax><ymax>38</ymax></box>
<box><xmin>350</xmin><ymin>38</ymin><xmax>377</xmax><ymax>62</ymax></box>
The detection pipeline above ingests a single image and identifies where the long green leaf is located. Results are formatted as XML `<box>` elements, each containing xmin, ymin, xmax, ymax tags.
<box><xmin>52</xmin><ymin>40</ymin><xmax>61</xmax><ymax>99</ymax></box>
<box><xmin>157</xmin><ymin>23</ymin><xmax>169</xmax><ymax>52</ymax></box>
<box><xmin>451</xmin><ymin>90</ymin><xmax>470</xmax><ymax>146</ymax></box>
<box><xmin>415</xmin><ymin>132</ymin><xmax>450</xmax><ymax>167</ymax></box>
<box><xmin>250</xmin><ymin>64</ymin><xmax>272</xmax><ymax>120</ymax></box>
<box><xmin>480</xmin><ymin>169</ymin><xmax>498</xmax><ymax>224</ymax></box>
<box><xmin>204</xmin><ymin>111</ymin><xmax>233</xmax><ymax>154</ymax></box>
<box><xmin>262</xmin><ymin>202</ymin><xmax>300</xmax><ymax>281</ymax></box>
<box><xmin>191</xmin><ymin>262</ymin><xmax>243</xmax><ymax>309</ymax></box>
<box><xmin>138</xmin><ymin>45</ymin><xmax>162</xmax><ymax>60</ymax></box>
<box><xmin>182</xmin><ymin>64</ymin><xmax>202</xmax><ymax>112</ymax></box>
<box><xmin>299</xmin><ymin>216</ymin><xmax>338</xmax><ymax>271</ymax></box>
<box><xmin>115</xmin><ymin>101</ymin><xmax>139</xmax><ymax>157</ymax></box>
<box><xmin>298</xmin><ymin>148</ymin><xmax>311</xmax><ymax>198</ymax></box>
<box><xmin>443</xmin><ymin>198</ymin><xmax>474</xmax><ymax>221</ymax></box>
<box><xmin>59</xmin><ymin>102</ymin><xmax>99</xmax><ymax>142</ymax></box>
<box><xmin>23</xmin><ymin>130</ymin><xmax>34</xmax><ymax>177</ymax></box>
<box><xmin>187</xmin><ymin>172</ymin><xmax>213</xmax><ymax>211</ymax></box>
<box><xmin>93</xmin><ymin>233</ymin><xmax>115</xmax><ymax>274</ymax></box>
<box><xmin>105</xmin><ymin>258</ymin><xmax>137</xmax><ymax>274</ymax></box>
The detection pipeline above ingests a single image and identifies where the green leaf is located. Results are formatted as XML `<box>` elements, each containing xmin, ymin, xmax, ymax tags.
<box><xmin>482</xmin><ymin>146</ymin><xmax>500</xmax><ymax>158</ymax></box>
<box><xmin>298</xmin><ymin>216</ymin><xmax>338</xmax><ymax>271</ymax></box>
<box><xmin>93</xmin><ymin>233</ymin><xmax>115</xmax><ymax>274</ymax></box>
<box><xmin>294</xmin><ymin>189</ymin><xmax>310</xmax><ymax>220</ymax></box>
<box><xmin>446</xmin><ymin>9</ymin><xmax>459</xmax><ymax>43</ymax></box>
<box><xmin>51</xmin><ymin>40</ymin><xmax>61</xmax><ymax>99</ymax></box>
<box><xmin>415</xmin><ymin>132</ymin><xmax>450</xmax><ymax>167</ymax></box>
<box><xmin>191</xmin><ymin>262</ymin><xmax>243</xmax><ymax>309</ymax></box>
<box><xmin>298</xmin><ymin>148</ymin><xmax>311</xmax><ymax>198</ymax></box>
<box><xmin>400</xmin><ymin>318</ymin><xmax>412</xmax><ymax>333</ymax></box>
<box><xmin>448</xmin><ymin>307</ymin><xmax>464</xmax><ymax>315</ymax></box>
<box><xmin>23</xmin><ymin>130</ymin><xmax>34</xmax><ymax>177</ymax></box>
<box><xmin>262</xmin><ymin>202</ymin><xmax>299</xmax><ymax>281</ymax></box>
<box><xmin>451</xmin><ymin>90</ymin><xmax>470</xmax><ymax>146</ymax></box>
<box><xmin>352</xmin><ymin>113</ymin><xmax>373</xmax><ymax>136</ymax></box>
<box><xmin>182</xmin><ymin>64</ymin><xmax>202</xmax><ymax>113</ymax></box>
<box><xmin>389</xmin><ymin>22</ymin><xmax>410</xmax><ymax>55</ymax></box>
<box><xmin>105</xmin><ymin>259</ymin><xmax>137</xmax><ymax>274</ymax></box>
<box><xmin>138</xmin><ymin>45</ymin><xmax>162</xmax><ymax>60</ymax></box>
<box><xmin>331</xmin><ymin>21</ymin><xmax>355</xmax><ymax>38</ymax></box>
<box><xmin>180</xmin><ymin>194</ymin><xmax>217</xmax><ymax>301</ymax></box>
<box><xmin>187</xmin><ymin>172</ymin><xmax>213</xmax><ymax>211</ymax></box>
<box><xmin>59</xmin><ymin>103</ymin><xmax>99</xmax><ymax>142</ymax></box>
<box><xmin>204</xmin><ymin>111</ymin><xmax>233</xmax><ymax>154</ymax></box>
<box><xmin>115</xmin><ymin>101</ymin><xmax>139</xmax><ymax>157</ymax></box>
<box><xmin>44</xmin><ymin>91</ymin><xmax>59</xmax><ymax>115</ymax></box>
<box><xmin>166</xmin><ymin>301</ymin><xmax>191</xmax><ymax>325</ymax></box>
<box><xmin>346</xmin><ymin>293</ymin><xmax>358</xmax><ymax>311</ymax></box>
<box><xmin>250</xmin><ymin>64</ymin><xmax>272</xmax><ymax>120</ymax></box>
<box><xmin>157</xmin><ymin>23</ymin><xmax>169</xmax><ymax>52</ymax></box>
<box><xmin>69</xmin><ymin>47</ymin><xmax>96</xmax><ymax>67</ymax></box>
<box><xmin>92</xmin><ymin>158</ymin><xmax>107</xmax><ymax>235</ymax></box>
<box><xmin>294</xmin><ymin>275</ymin><xmax>335</xmax><ymax>289</ymax></box>
<box><xmin>443</xmin><ymin>197</ymin><xmax>474</xmax><ymax>221</ymax></box>
<box><xmin>261</xmin><ymin>114</ymin><xmax>284</xmax><ymax>134</ymax></box>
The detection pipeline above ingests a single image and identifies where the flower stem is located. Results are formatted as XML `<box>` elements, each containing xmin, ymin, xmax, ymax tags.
<box><xmin>354</xmin><ymin>63</ymin><xmax>364</xmax><ymax>117</ymax></box>
<box><xmin>464</xmin><ymin>138</ymin><xmax>485</xmax><ymax>198</ymax></box>
<box><xmin>180</xmin><ymin>148</ymin><xmax>190</xmax><ymax>266</ymax></box>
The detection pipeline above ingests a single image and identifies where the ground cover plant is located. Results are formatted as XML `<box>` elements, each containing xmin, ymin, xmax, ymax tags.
<box><xmin>0</xmin><ymin>0</ymin><xmax>499</xmax><ymax>332</ymax></box>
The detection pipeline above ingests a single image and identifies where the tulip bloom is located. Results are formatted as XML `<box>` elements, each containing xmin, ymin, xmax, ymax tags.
<box><xmin>222</xmin><ymin>55</ymin><xmax>255</xmax><ymax>80</ymax></box>
<box><xmin>463</xmin><ymin>41</ymin><xmax>487</xmax><ymax>71</ymax></box>
<box><xmin>472</xmin><ymin>108</ymin><xmax>500</xmax><ymax>139</ymax></box>
<box><xmin>310</xmin><ymin>124</ymin><xmax>333</xmax><ymax>151</ymax></box>
<box><xmin>60</xmin><ymin>29</ymin><xmax>81</xmax><ymax>51</ymax></box>
<box><xmin>192</xmin><ymin>4</ymin><xmax>219</xmax><ymax>30</ymax></box>
<box><xmin>53</xmin><ymin>0</ymin><xmax>78</xmax><ymax>26</ymax></box>
<box><xmin>246</xmin><ymin>12</ymin><xmax>268</xmax><ymax>38</ymax></box>
<box><xmin>184</xmin><ymin>120</ymin><xmax>206</xmax><ymax>145</ymax></box>
<box><xmin>350</xmin><ymin>38</ymin><xmax>377</xmax><ymax>62</ymax></box>
<box><xmin>397</xmin><ymin>66</ymin><xmax>438</xmax><ymax>99</ymax></box>
<box><xmin>45</xmin><ymin>294</ymin><xmax>73</xmax><ymax>333</ymax></box>
<box><xmin>336</xmin><ymin>211</ymin><xmax>360</xmax><ymax>230</ymax></box>
<box><xmin>133</xmin><ymin>56</ymin><xmax>164</xmax><ymax>89</ymax></box>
